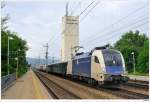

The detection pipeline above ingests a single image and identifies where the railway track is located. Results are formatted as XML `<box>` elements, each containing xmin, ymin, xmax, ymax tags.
<box><xmin>34</xmin><ymin>71</ymin><xmax>121</xmax><ymax>99</ymax></box>
<box><xmin>35</xmin><ymin>70</ymin><xmax>149</xmax><ymax>99</ymax></box>
<box><xmin>98</xmin><ymin>87</ymin><xmax>149</xmax><ymax>99</ymax></box>
<box><xmin>130</xmin><ymin>79</ymin><xmax>149</xmax><ymax>84</ymax></box>
<box><xmin>72</xmin><ymin>79</ymin><xmax>149</xmax><ymax>99</ymax></box>
<box><xmin>34</xmin><ymin>71</ymin><xmax>80</xmax><ymax>99</ymax></box>
<box><xmin>118</xmin><ymin>88</ymin><xmax>148</xmax><ymax>99</ymax></box>
<box><xmin>65</xmin><ymin>75</ymin><xmax>149</xmax><ymax>99</ymax></box>
<box><xmin>123</xmin><ymin>80</ymin><xmax>149</xmax><ymax>90</ymax></box>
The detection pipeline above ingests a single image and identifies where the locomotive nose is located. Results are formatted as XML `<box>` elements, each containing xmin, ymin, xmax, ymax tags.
<box><xmin>104</xmin><ymin>75</ymin><xmax>129</xmax><ymax>84</ymax></box>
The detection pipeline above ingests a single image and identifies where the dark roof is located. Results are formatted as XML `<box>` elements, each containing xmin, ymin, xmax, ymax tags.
<box><xmin>48</xmin><ymin>61</ymin><xmax>67</xmax><ymax>66</ymax></box>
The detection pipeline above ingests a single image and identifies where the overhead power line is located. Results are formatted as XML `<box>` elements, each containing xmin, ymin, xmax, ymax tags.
<box><xmin>84</xmin><ymin>17</ymin><xmax>148</xmax><ymax>47</ymax></box>
<box><xmin>49</xmin><ymin>1</ymin><xmax>148</xmax><ymax>58</ymax></box>
<box><xmin>79</xmin><ymin>0</ymin><xmax>96</xmax><ymax>16</ymax></box>
<box><xmin>88</xmin><ymin>21</ymin><xmax>149</xmax><ymax>49</ymax></box>
<box><xmin>81</xmin><ymin>3</ymin><xmax>148</xmax><ymax>44</ymax></box>
<box><xmin>83</xmin><ymin>16</ymin><xmax>148</xmax><ymax>45</ymax></box>
<box><xmin>80</xmin><ymin>1</ymin><xmax>100</xmax><ymax>22</ymax></box>
<box><xmin>48</xmin><ymin>1</ymin><xmax>99</xmax><ymax>49</ymax></box>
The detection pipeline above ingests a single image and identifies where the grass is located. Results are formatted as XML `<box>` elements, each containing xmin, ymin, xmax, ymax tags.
<box><xmin>128</xmin><ymin>71</ymin><xmax>149</xmax><ymax>76</ymax></box>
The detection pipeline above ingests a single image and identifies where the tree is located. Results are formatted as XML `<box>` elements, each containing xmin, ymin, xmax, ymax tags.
<box><xmin>114</xmin><ymin>30</ymin><xmax>148</xmax><ymax>74</ymax></box>
<box><xmin>1</xmin><ymin>31</ymin><xmax>28</xmax><ymax>76</ymax></box>
<box><xmin>1</xmin><ymin>1</ymin><xmax>9</xmax><ymax>32</ymax></box>
<box><xmin>137</xmin><ymin>40</ymin><xmax>149</xmax><ymax>73</ymax></box>
<box><xmin>1</xmin><ymin>2</ymin><xmax>28</xmax><ymax>76</ymax></box>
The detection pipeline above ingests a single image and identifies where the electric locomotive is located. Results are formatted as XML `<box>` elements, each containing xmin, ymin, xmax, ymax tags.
<box><xmin>44</xmin><ymin>45</ymin><xmax>129</xmax><ymax>87</ymax></box>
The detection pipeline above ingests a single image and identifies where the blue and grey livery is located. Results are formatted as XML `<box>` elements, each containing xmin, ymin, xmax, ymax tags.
<box><xmin>42</xmin><ymin>46</ymin><xmax>129</xmax><ymax>87</ymax></box>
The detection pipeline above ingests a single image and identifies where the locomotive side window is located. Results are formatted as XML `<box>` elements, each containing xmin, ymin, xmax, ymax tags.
<box><xmin>94</xmin><ymin>56</ymin><xmax>99</xmax><ymax>63</ymax></box>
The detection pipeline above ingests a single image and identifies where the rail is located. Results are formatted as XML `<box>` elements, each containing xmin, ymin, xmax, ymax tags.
<box><xmin>34</xmin><ymin>71</ymin><xmax>80</xmax><ymax>99</ymax></box>
<box><xmin>34</xmin><ymin>70</ymin><xmax>149</xmax><ymax>99</ymax></box>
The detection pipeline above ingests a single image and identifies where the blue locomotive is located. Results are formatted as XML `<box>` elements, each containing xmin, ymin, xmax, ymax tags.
<box><xmin>43</xmin><ymin>46</ymin><xmax>129</xmax><ymax>86</ymax></box>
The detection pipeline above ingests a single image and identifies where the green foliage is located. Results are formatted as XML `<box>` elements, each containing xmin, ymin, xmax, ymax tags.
<box><xmin>1</xmin><ymin>15</ymin><xmax>9</xmax><ymax>31</ymax></box>
<box><xmin>1</xmin><ymin>10</ymin><xmax>28</xmax><ymax>76</ymax></box>
<box><xmin>114</xmin><ymin>30</ymin><xmax>149</xmax><ymax>74</ymax></box>
<box><xmin>137</xmin><ymin>40</ymin><xmax>149</xmax><ymax>73</ymax></box>
<box><xmin>18</xmin><ymin>66</ymin><xmax>28</xmax><ymax>77</ymax></box>
<box><xmin>1</xmin><ymin>31</ymin><xmax>28</xmax><ymax>76</ymax></box>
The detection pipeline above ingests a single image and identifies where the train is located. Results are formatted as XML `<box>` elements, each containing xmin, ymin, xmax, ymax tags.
<box><xmin>39</xmin><ymin>45</ymin><xmax>129</xmax><ymax>87</ymax></box>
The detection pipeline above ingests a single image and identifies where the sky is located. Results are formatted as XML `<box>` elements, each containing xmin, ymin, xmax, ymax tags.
<box><xmin>2</xmin><ymin>0</ymin><xmax>149</xmax><ymax>59</ymax></box>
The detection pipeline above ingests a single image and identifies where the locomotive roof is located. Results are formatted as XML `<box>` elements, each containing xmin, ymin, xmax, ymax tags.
<box><xmin>73</xmin><ymin>45</ymin><xmax>111</xmax><ymax>60</ymax></box>
<box><xmin>73</xmin><ymin>49</ymin><xmax>120</xmax><ymax>60</ymax></box>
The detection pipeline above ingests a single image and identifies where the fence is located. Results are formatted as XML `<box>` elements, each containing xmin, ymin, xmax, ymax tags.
<box><xmin>1</xmin><ymin>73</ymin><xmax>16</xmax><ymax>90</ymax></box>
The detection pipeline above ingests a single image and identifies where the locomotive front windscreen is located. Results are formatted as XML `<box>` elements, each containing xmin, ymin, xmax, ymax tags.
<box><xmin>102</xmin><ymin>49</ymin><xmax>123</xmax><ymax>66</ymax></box>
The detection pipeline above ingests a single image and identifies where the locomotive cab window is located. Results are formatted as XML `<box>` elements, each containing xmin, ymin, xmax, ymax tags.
<box><xmin>94</xmin><ymin>56</ymin><xmax>99</xmax><ymax>63</ymax></box>
<box><xmin>102</xmin><ymin>49</ymin><xmax>123</xmax><ymax>66</ymax></box>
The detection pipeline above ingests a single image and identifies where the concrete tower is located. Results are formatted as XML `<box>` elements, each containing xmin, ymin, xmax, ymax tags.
<box><xmin>61</xmin><ymin>16</ymin><xmax>79</xmax><ymax>62</ymax></box>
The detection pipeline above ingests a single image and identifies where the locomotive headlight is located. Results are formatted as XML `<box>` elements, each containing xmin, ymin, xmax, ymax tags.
<box><xmin>113</xmin><ymin>60</ymin><xmax>116</xmax><ymax>64</ymax></box>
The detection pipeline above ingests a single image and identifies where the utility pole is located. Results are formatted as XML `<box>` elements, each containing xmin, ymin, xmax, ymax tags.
<box><xmin>38</xmin><ymin>56</ymin><xmax>41</xmax><ymax>65</ymax></box>
<box><xmin>52</xmin><ymin>57</ymin><xmax>55</xmax><ymax>64</ymax></box>
<box><xmin>16</xmin><ymin>57</ymin><xmax>18</xmax><ymax>79</ymax></box>
<box><xmin>131</xmin><ymin>52</ymin><xmax>135</xmax><ymax>74</ymax></box>
<box><xmin>15</xmin><ymin>50</ymin><xmax>19</xmax><ymax>79</ymax></box>
<box><xmin>43</xmin><ymin>43</ymin><xmax>49</xmax><ymax>68</ymax></box>
<box><xmin>7</xmin><ymin>36</ymin><xmax>13</xmax><ymax>75</ymax></box>
<box><xmin>7</xmin><ymin>35</ymin><xmax>10</xmax><ymax>75</ymax></box>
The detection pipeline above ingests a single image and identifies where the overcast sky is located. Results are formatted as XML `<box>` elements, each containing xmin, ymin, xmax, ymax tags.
<box><xmin>2</xmin><ymin>0</ymin><xmax>149</xmax><ymax>59</ymax></box>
